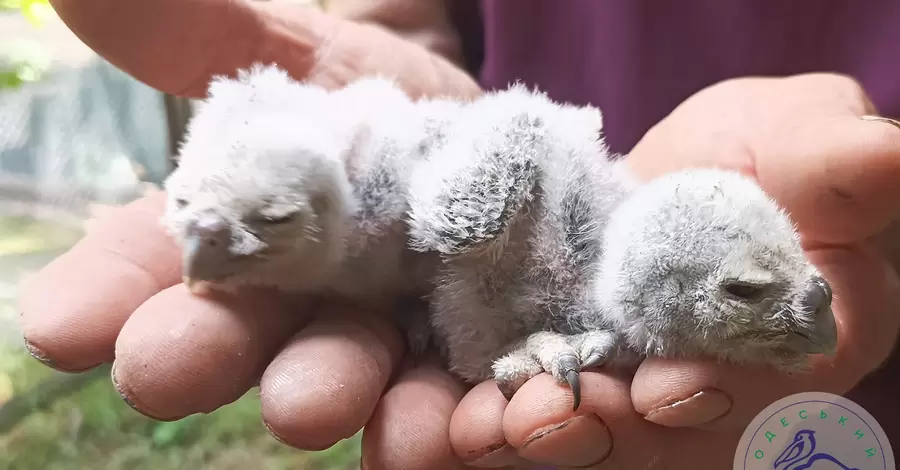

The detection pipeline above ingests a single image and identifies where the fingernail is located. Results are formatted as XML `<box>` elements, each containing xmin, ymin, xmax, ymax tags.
<box><xmin>263</xmin><ymin>419</ymin><xmax>291</xmax><ymax>447</ymax></box>
<box><xmin>643</xmin><ymin>388</ymin><xmax>732</xmax><ymax>427</ymax></box>
<box><xmin>23</xmin><ymin>337</ymin><xmax>99</xmax><ymax>373</ymax></box>
<box><xmin>466</xmin><ymin>443</ymin><xmax>518</xmax><ymax>468</ymax></box>
<box><xmin>520</xmin><ymin>415</ymin><xmax>612</xmax><ymax>467</ymax></box>
<box><xmin>23</xmin><ymin>337</ymin><xmax>57</xmax><ymax>367</ymax></box>
<box><xmin>861</xmin><ymin>115</ymin><xmax>900</xmax><ymax>129</ymax></box>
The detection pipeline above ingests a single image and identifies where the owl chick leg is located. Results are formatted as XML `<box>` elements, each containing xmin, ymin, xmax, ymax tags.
<box><xmin>492</xmin><ymin>330</ymin><xmax>618</xmax><ymax>411</ymax></box>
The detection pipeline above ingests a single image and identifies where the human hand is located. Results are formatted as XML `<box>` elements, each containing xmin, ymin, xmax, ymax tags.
<box><xmin>445</xmin><ymin>73</ymin><xmax>900</xmax><ymax>468</ymax></box>
<box><xmin>48</xmin><ymin>0</ymin><xmax>480</xmax><ymax>99</ymax></box>
<box><xmin>22</xmin><ymin>1</ymin><xmax>484</xmax><ymax>468</ymax></box>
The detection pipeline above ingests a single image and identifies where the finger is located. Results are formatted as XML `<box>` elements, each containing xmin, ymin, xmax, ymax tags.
<box><xmin>259</xmin><ymin>309</ymin><xmax>404</xmax><ymax>451</ymax></box>
<box><xmin>450</xmin><ymin>380</ymin><xmax>526</xmax><ymax>468</ymax></box>
<box><xmin>361</xmin><ymin>359</ymin><xmax>468</xmax><ymax>470</ymax></box>
<box><xmin>50</xmin><ymin>0</ymin><xmax>480</xmax><ymax>99</ymax></box>
<box><xmin>271</xmin><ymin>3</ymin><xmax>483</xmax><ymax>100</ymax></box>
<box><xmin>625</xmin><ymin>123</ymin><xmax>758</xmax><ymax>183</ymax></box>
<box><xmin>112</xmin><ymin>284</ymin><xmax>307</xmax><ymax>420</ymax></box>
<box><xmin>633</xmin><ymin>244</ymin><xmax>900</xmax><ymax>431</ymax></box>
<box><xmin>19</xmin><ymin>192</ymin><xmax>181</xmax><ymax>372</ymax></box>
<box><xmin>757</xmin><ymin>114</ymin><xmax>900</xmax><ymax>244</ymax></box>
<box><xmin>49</xmin><ymin>0</ymin><xmax>271</xmax><ymax>97</ymax></box>
<box><xmin>502</xmin><ymin>372</ymin><xmax>669</xmax><ymax>469</ymax></box>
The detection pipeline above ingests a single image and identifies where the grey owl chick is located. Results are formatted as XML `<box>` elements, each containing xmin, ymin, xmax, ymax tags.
<box><xmin>406</xmin><ymin>84</ymin><xmax>837</xmax><ymax>410</ymax></box>
<box><xmin>161</xmin><ymin>65</ymin><xmax>455</xmax><ymax>331</ymax></box>
<box><xmin>162</xmin><ymin>65</ymin><xmax>837</xmax><ymax>412</ymax></box>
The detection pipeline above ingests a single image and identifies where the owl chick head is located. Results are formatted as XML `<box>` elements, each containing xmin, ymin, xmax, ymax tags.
<box><xmin>161</xmin><ymin>64</ymin><xmax>353</xmax><ymax>293</ymax></box>
<box><xmin>593</xmin><ymin>168</ymin><xmax>836</xmax><ymax>371</ymax></box>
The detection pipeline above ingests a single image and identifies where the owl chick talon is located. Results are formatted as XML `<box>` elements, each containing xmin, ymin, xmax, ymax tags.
<box><xmin>580</xmin><ymin>352</ymin><xmax>607</xmax><ymax>369</ymax></box>
<box><xmin>578</xmin><ymin>330</ymin><xmax>619</xmax><ymax>369</ymax></box>
<box><xmin>554</xmin><ymin>353</ymin><xmax>585</xmax><ymax>411</ymax></box>
<box><xmin>554</xmin><ymin>353</ymin><xmax>581</xmax><ymax>381</ymax></box>
<box><xmin>491</xmin><ymin>330</ymin><xmax>619</xmax><ymax>409</ymax></box>
<box><xmin>565</xmin><ymin>369</ymin><xmax>581</xmax><ymax>411</ymax></box>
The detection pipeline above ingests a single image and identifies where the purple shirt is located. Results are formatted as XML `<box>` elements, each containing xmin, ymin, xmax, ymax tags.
<box><xmin>451</xmin><ymin>0</ymin><xmax>900</xmax><ymax>155</ymax></box>
<box><xmin>449</xmin><ymin>0</ymin><xmax>900</xmax><ymax>449</ymax></box>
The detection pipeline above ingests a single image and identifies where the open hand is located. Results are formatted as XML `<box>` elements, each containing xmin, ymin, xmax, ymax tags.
<box><xmin>446</xmin><ymin>73</ymin><xmax>900</xmax><ymax>468</ymax></box>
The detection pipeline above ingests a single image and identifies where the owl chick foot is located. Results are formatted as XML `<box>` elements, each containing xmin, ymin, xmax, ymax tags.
<box><xmin>492</xmin><ymin>330</ymin><xmax>619</xmax><ymax>411</ymax></box>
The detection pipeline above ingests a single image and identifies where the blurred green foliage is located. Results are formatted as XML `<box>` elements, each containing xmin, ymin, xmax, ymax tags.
<box><xmin>0</xmin><ymin>345</ymin><xmax>361</xmax><ymax>470</ymax></box>
<box><xmin>0</xmin><ymin>214</ymin><xmax>82</xmax><ymax>255</ymax></box>
<box><xmin>0</xmin><ymin>0</ymin><xmax>55</xmax><ymax>27</ymax></box>
<box><xmin>1</xmin><ymin>4</ymin><xmax>360</xmax><ymax>467</ymax></box>
<box><xmin>0</xmin><ymin>0</ymin><xmax>54</xmax><ymax>88</ymax></box>
<box><xmin>0</xmin><ymin>216</ymin><xmax>361</xmax><ymax>468</ymax></box>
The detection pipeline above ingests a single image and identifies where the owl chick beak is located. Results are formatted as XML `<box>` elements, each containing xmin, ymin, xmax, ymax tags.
<box><xmin>182</xmin><ymin>211</ymin><xmax>233</xmax><ymax>292</ymax></box>
<box><xmin>791</xmin><ymin>276</ymin><xmax>838</xmax><ymax>356</ymax></box>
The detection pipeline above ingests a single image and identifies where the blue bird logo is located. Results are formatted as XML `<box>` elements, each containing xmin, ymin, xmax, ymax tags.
<box><xmin>773</xmin><ymin>429</ymin><xmax>860</xmax><ymax>470</ymax></box>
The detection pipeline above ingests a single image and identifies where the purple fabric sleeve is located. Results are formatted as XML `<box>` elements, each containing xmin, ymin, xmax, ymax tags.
<box><xmin>450</xmin><ymin>0</ymin><xmax>900</xmax><ymax>155</ymax></box>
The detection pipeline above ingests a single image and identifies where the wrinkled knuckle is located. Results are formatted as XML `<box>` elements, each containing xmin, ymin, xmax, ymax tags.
<box><xmin>826</xmin><ymin>72</ymin><xmax>864</xmax><ymax>91</ymax></box>
<box><xmin>824</xmin><ymin>73</ymin><xmax>872</xmax><ymax>110</ymax></box>
<box><xmin>317</xmin><ymin>308</ymin><xmax>406</xmax><ymax>363</ymax></box>
<box><xmin>797</xmin><ymin>71</ymin><xmax>862</xmax><ymax>91</ymax></box>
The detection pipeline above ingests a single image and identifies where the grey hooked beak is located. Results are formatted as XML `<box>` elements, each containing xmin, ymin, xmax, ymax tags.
<box><xmin>182</xmin><ymin>211</ymin><xmax>233</xmax><ymax>290</ymax></box>
<box><xmin>791</xmin><ymin>276</ymin><xmax>838</xmax><ymax>356</ymax></box>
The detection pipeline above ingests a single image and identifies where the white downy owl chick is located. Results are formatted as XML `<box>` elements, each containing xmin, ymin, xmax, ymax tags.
<box><xmin>407</xmin><ymin>85</ymin><xmax>837</xmax><ymax>411</ymax></box>
<box><xmin>161</xmin><ymin>65</ymin><xmax>452</xmax><ymax>323</ymax></box>
<box><xmin>591</xmin><ymin>168</ymin><xmax>837</xmax><ymax>368</ymax></box>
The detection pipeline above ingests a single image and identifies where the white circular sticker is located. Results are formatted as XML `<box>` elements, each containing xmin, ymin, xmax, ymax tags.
<box><xmin>734</xmin><ymin>392</ymin><xmax>894</xmax><ymax>470</ymax></box>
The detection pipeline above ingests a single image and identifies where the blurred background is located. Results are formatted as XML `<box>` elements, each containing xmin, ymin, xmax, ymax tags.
<box><xmin>0</xmin><ymin>1</ymin><xmax>360</xmax><ymax>468</ymax></box>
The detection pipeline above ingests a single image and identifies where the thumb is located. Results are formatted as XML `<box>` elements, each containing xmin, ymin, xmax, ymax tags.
<box><xmin>756</xmin><ymin>115</ymin><xmax>900</xmax><ymax>245</ymax></box>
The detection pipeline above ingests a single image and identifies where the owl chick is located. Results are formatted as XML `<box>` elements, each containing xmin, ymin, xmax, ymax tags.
<box><xmin>407</xmin><ymin>85</ymin><xmax>837</xmax><ymax>410</ymax></box>
<box><xmin>161</xmin><ymin>65</ymin><xmax>451</xmax><ymax>321</ymax></box>
<box><xmin>163</xmin><ymin>66</ymin><xmax>837</xmax><ymax>412</ymax></box>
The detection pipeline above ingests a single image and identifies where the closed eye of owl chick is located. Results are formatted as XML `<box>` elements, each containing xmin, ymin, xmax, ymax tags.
<box><xmin>490</xmin><ymin>168</ymin><xmax>838</xmax><ymax>410</ymax></box>
<box><xmin>161</xmin><ymin>65</ymin><xmax>444</xmax><ymax>314</ymax></box>
<box><xmin>592</xmin><ymin>168</ymin><xmax>837</xmax><ymax>368</ymax></box>
<box><xmin>163</xmin><ymin>66</ymin><xmax>354</xmax><ymax>293</ymax></box>
<box><xmin>161</xmin><ymin>66</ymin><xmax>838</xmax><ymax>414</ymax></box>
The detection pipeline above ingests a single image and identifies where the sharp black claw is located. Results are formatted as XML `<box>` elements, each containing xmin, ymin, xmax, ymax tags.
<box><xmin>566</xmin><ymin>369</ymin><xmax>581</xmax><ymax>411</ymax></box>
